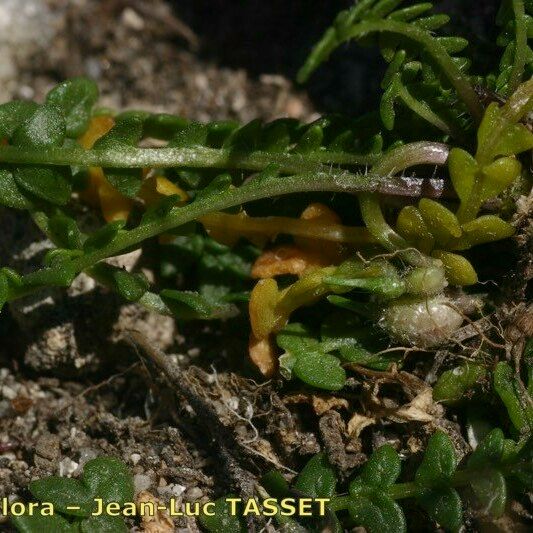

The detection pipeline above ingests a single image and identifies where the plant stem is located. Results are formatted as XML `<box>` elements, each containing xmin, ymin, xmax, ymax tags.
<box><xmin>0</xmin><ymin>145</ymin><xmax>378</xmax><ymax>173</ymax></box>
<box><xmin>329</xmin><ymin>467</ymin><xmax>499</xmax><ymax>511</ymax></box>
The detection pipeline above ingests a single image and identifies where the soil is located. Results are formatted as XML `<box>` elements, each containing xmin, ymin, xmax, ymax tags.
<box><xmin>0</xmin><ymin>1</ymin><xmax>531</xmax><ymax>532</ymax></box>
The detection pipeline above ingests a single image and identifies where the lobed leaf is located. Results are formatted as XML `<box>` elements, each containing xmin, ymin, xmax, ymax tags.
<box><xmin>415</xmin><ymin>431</ymin><xmax>456</xmax><ymax>487</ymax></box>
<box><xmin>46</xmin><ymin>77</ymin><xmax>99</xmax><ymax>138</ymax></box>
<box><xmin>347</xmin><ymin>494</ymin><xmax>406</xmax><ymax>533</ymax></box>
<box><xmin>29</xmin><ymin>477</ymin><xmax>92</xmax><ymax>517</ymax></box>
<box><xmin>294</xmin><ymin>453</ymin><xmax>337</xmax><ymax>498</ymax></box>
<box><xmin>82</xmin><ymin>457</ymin><xmax>134</xmax><ymax>507</ymax></box>
<box><xmin>199</xmin><ymin>496</ymin><xmax>246</xmax><ymax>533</ymax></box>
<box><xmin>417</xmin><ymin>487</ymin><xmax>462</xmax><ymax>533</ymax></box>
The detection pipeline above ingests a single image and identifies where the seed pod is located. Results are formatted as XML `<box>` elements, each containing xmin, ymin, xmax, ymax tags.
<box><xmin>380</xmin><ymin>295</ymin><xmax>463</xmax><ymax>348</ymax></box>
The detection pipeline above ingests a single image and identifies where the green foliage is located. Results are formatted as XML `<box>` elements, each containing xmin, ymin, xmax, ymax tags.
<box><xmin>198</xmin><ymin>496</ymin><xmax>246</xmax><ymax>533</ymax></box>
<box><xmin>46</xmin><ymin>77</ymin><xmax>99</xmax><ymax>138</ymax></box>
<box><xmin>494</xmin><ymin>361</ymin><xmax>533</xmax><ymax>433</ymax></box>
<box><xmin>277</xmin><ymin>323</ymin><xmax>346</xmax><ymax>391</ymax></box>
<box><xmin>433</xmin><ymin>363</ymin><xmax>486</xmax><ymax>403</ymax></box>
<box><xmin>11</xmin><ymin>457</ymin><xmax>133</xmax><ymax>533</ymax></box>
<box><xmin>494</xmin><ymin>0</ymin><xmax>533</xmax><ymax>95</ymax></box>
<box><xmin>252</xmin><ymin>430</ymin><xmax>531</xmax><ymax>532</ymax></box>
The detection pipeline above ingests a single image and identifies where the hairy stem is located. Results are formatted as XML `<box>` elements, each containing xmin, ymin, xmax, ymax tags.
<box><xmin>0</xmin><ymin>145</ymin><xmax>378</xmax><ymax>173</ymax></box>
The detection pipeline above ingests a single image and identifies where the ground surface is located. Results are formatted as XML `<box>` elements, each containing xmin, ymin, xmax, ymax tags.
<box><xmin>0</xmin><ymin>1</ymin><xmax>530</xmax><ymax>532</ymax></box>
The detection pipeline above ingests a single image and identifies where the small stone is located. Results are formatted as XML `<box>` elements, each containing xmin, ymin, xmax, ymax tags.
<box><xmin>130</xmin><ymin>453</ymin><xmax>141</xmax><ymax>466</ymax></box>
<box><xmin>1</xmin><ymin>387</ymin><xmax>17</xmax><ymax>401</ymax></box>
<box><xmin>121</xmin><ymin>8</ymin><xmax>144</xmax><ymax>31</ymax></box>
<box><xmin>58</xmin><ymin>458</ymin><xmax>79</xmax><ymax>477</ymax></box>
<box><xmin>134</xmin><ymin>474</ymin><xmax>152</xmax><ymax>494</ymax></box>
<box><xmin>34</xmin><ymin>434</ymin><xmax>60</xmax><ymax>462</ymax></box>
<box><xmin>184</xmin><ymin>487</ymin><xmax>203</xmax><ymax>501</ymax></box>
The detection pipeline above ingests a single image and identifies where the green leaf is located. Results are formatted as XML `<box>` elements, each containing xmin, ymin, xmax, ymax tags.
<box><xmin>143</xmin><ymin>113</ymin><xmax>188</xmax><ymax>140</ymax></box>
<box><xmin>106</xmin><ymin>169</ymin><xmax>143</xmax><ymax>198</ymax></box>
<box><xmin>261</xmin><ymin>471</ymin><xmax>289</xmax><ymax>498</ymax></box>
<box><xmin>470</xmin><ymin>470</ymin><xmax>507</xmax><ymax>517</ymax></box>
<box><xmin>396</xmin><ymin>205</ymin><xmax>434</xmax><ymax>254</ymax></box>
<box><xmin>29</xmin><ymin>477</ymin><xmax>92</xmax><ymax>517</ymax></box>
<box><xmin>294</xmin><ymin>453</ymin><xmax>337</xmax><ymax>498</ymax></box>
<box><xmin>0</xmin><ymin>101</ymin><xmax>39</xmax><ymax>140</ymax></box>
<box><xmin>12</xmin><ymin>104</ymin><xmax>65</xmax><ymax>148</ymax></box>
<box><xmin>418</xmin><ymin>198</ymin><xmax>462</xmax><ymax>246</ymax></box>
<box><xmin>112</xmin><ymin>270</ymin><xmax>149</xmax><ymax>302</ymax></box>
<box><xmin>321</xmin><ymin>313</ymin><xmax>396</xmax><ymax>370</ymax></box>
<box><xmin>49</xmin><ymin>213</ymin><xmax>83</xmax><ymax>249</ymax></box>
<box><xmin>160</xmin><ymin>289</ymin><xmax>237</xmax><ymax>320</ymax></box>
<box><xmin>83</xmin><ymin>221</ymin><xmax>124</xmax><ymax>253</ymax></box>
<box><xmin>493</xmin><ymin>123</ymin><xmax>533</xmax><ymax>157</ymax></box>
<box><xmin>455</xmin><ymin>215</ymin><xmax>515</xmax><ymax>249</ymax></box>
<box><xmin>433</xmin><ymin>363</ymin><xmax>486</xmax><ymax>402</ymax></box>
<box><xmin>480</xmin><ymin>156</ymin><xmax>522</xmax><ymax>200</ymax></box>
<box><xmin>277</xmin><ymin>323</ymin><xmax>321</xmax><ymax>356</ymax></box>
<box><xmin>14</xmin><ymin>166</ymin><xmax>72</xmax><ymax>206</ymax></box>
<box><xmin>223</xmin><ymin>119</ymin><xmax>262</xmax><ymax>152</ymax></box>
<box><xmin>494</xmin><ymin>362</ymin><xmax>533</xmax><ymax>432</ymax></box>
<box><xmin>380</xmin><ymin>73</ymin><xmax>401</xmax><ymax>130</ymax></box>
<box><xmin>199</xmin><ymin>496</ymin><xmax>246</xmax><ymax>533</ymax></box>
<box><xmin>466</xmin><ymin>427</ymin><xmax>507</xmax><ymax>517</ymax></box>
<box><xmin>93</xmin><ymin>115</ymin><xmax>144</xmax><ymax>197</ymax></box>
<box><xmin>92</xmin><ymin>264</ymin><xmax>149</xmax><ymax>303</ymax></box>
<box><xmin>417</xmin><ymin>487</ymin><xmax>462</xmax><ymax>533</ymax></box>
<box><xmin>23</xmin><ymin>264</ymin><xmax>76</xmax><ymax>289</ymax></box>
<box><xmin>80</xmin><ymin>514</ymin><xmax>128</xmax><ymax>533</ymax></box>
<box><xmin>359</xmin><ymin>445</ymin><xmax>401</xmax><ymax>489</ymax></box>
<box><xmin>82</xmin><ymin>457</ymin><xmax>134</xmax><ymax>507</ymax></box>
<box><xmin>416</xmin><ymin>431</ymin><xmax>457</xmax><ymax>487</ymax></box>
<box><xmin>12</xmin><ymin>512</ymin><xmax>77</xmax><ymax>533</ymax></box>
<box><xmin>93</xmin><ymin>115</ymin><xmax>143</xmax><ymax>150</ymax></box>
<box><xmin>259</xmin><ymin>119</ymin><xmax>295</xmax><ymax>152</ymax></box>
<box><xmin>46</xmin><ymin>77</ymin><xmax>99</xmax><ymax>138</ymax></box>
<box><xmin>140</xmin><ymin>194</ymin><xmax>180</xmax><ymax>225</ymax></box>
<box><xmin>448</xmin><ymin>147</ymin><xmax>478</xmax><ymax>202</ymax></box>
<box><xmin>0</xmin><ymin>273</ymin><xmax>8</xmax><ymax>313</ymax></box>
<box><xmin>468</xmin><ymin>428</ymin><xmax>505</xmax><ymax>468</ymax></box>
<box><xmin>431</xmin><ymin>250</ymin><xmax>478</xmax><ymax>286</ymax></box>
<box><xmin>0</xmin><ymin>168</ymin><xmax>31</xmax><ymax>209</ymax></box>
<box><xmin>195</xmin><ymin>174</ymin><xmax>232</xmax><ymax>203</ymax></box>
<box><xmin>293</xmin><ymin>351</ymin><xmax>346</xmax><ymax>391</ymax></box>
<box><xmin>293</xmin><ymin>123</ymin><xmax>323</xmax><ymax>153</ymax></box>
<box><xmin>348</xmin><ymin>494</ymin><xmax>406</xmax><ymax>533</ymax></box>
<box><xmin>168</xmin><ymin>122</ymin><xmax>208</xmax><ymax>148</ymax></box>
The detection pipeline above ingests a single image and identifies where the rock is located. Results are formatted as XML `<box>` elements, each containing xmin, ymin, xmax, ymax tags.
<box><xmin>0</xmin><ymin>0</ymin><xmax>59</xmax><ymax>93</ymax></box>
<box><xmin>33</xmin><ymin>433</ymin><xmax>60</xmax><ymax>471</ymax></box>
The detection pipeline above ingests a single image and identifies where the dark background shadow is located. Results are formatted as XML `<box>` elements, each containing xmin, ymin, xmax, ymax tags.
<box><xmin>173</xmin><ymin>0</ymin><xmax>500</xmax><ymax>115</ymax></box>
